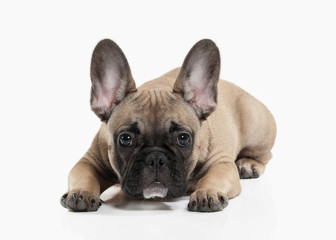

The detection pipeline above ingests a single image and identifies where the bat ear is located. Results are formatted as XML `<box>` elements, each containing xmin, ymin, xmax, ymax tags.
<box><xmin>90</xmin><ymin>39</ymin><xmax>136</xmax><ymax>121</ymax></box>
<box><xmin>173</xmin><ymin>39</ymin><xmax>220</xmax><ymax>119</ymax></box>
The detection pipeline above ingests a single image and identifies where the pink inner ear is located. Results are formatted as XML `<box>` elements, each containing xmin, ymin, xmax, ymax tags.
<box><xmin>92</xmin><ymin>83</ymin><xmax>120</xmax><ymax>111</ymax></box>
<box><xmin>112</xmin><ymin>98</ymin><xmax>119</xmax><ymax>105</ymax></box>
<box><xmin>189</xmin><ymin>98</ymin><xmax>196</xmax><ymax>104</ymax></box>
<box><xmin>187</xmin><ymin>84</ymin><xmax>217</xmax><ymax>116</ymax></box>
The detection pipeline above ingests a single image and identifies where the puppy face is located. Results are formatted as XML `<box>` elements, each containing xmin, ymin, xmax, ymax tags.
<box><xmin>107</xmin><ymin>90</ymin><xmax>201</xmax><ymax>198</ymax></box>
<box><xmin>89</xmin><ymin>39</ymin><xmax>220</xmax><ymax>199</ymax></box>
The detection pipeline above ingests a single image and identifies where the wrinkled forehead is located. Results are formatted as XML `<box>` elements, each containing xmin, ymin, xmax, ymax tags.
<box><xmin>108</xmin><ymin>90</ymin><xmax>200</xmax><ymax>135</ymax></box>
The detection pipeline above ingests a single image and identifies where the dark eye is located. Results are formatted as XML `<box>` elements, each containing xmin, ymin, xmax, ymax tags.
<box><xmin>177</xmin><ymin>132</ymin><xmax>191</xmax><ymax>146</ymax></box>
<box><xmin>119</xmin><ymin>133</ymin><xmax>133</xmax><ymax>147</ymax></box>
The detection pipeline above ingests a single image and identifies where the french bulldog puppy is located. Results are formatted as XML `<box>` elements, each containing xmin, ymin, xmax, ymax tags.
<box><xmin>60</xmin><ymin>39</ymin><xmax>276</xmax><ymax>212</ymax></box>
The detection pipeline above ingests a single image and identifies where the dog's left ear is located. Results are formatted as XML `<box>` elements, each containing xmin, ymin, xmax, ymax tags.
<box><xmin>173</xmin><ymin>39</ymin><xmax>220</xmax><ymax>119</ymax></box>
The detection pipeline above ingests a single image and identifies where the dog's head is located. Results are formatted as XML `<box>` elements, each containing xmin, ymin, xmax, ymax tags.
<box><xmin>90</xmin><ymin>39</ymin><xmax>220</xmax><ymax>199</ymax></box>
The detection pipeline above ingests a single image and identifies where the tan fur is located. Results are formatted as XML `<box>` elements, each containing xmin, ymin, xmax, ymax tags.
<box><xmin>63</xmin><ymin>67</ymin><xmax>276</xmax><ymax>211</ymax></box>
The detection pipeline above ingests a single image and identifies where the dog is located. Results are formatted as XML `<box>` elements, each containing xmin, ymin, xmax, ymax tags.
<box><xmin>60</xmin><ymin>39</ymin><xmax>276</xmax><ymax>212</ymax></box>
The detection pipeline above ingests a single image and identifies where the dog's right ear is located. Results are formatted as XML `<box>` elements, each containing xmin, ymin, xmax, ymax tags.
<box><xmin>90</xmin><ymin>39</ymin><xmax>136</xmax><ymax>121</ymax></box>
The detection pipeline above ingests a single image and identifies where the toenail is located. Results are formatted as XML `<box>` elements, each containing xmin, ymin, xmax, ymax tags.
<box><xmin>252</xmin><ymin>168</ymin><xmax>259</xmax><ymax>178</ymax></box>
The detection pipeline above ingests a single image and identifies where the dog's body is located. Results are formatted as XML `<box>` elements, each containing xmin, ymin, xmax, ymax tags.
<box><xmin>61</xmin><ymin>39</ymin><xmax>276</xmax><ymax>212</ymax></box>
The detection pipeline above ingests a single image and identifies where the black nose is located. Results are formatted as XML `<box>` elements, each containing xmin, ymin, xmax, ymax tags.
<box><xmin>145</xmin><ymin>152</ymin><xmax>168</xmax><ymax>170</ymax></box>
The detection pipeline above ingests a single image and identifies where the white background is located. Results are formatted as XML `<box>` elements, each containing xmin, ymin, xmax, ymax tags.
<box><xmin>0</xmin><ymin>0</ymin><xmax>335</xmax><ymax>239</ymax></box>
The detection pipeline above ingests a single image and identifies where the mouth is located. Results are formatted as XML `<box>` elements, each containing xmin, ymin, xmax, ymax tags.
<box><xmin>143</xmin><ymin>181</ymin><xmax>168</xmax><ymax>199</ymax></box>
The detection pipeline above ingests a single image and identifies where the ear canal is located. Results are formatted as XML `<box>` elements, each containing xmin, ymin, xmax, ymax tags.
<box><xmin>90</xmin><ymin>39</ymin><xmax>136</xmax><ymax>121</ymax></box>
<box><xmin>173</xmin><ymin>39</ymin><xmax>221</xmax><ymax>119</ymax></box>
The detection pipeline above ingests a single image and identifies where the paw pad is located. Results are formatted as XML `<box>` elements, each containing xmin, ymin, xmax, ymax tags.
<box><xmin>188</xmin><ymin>190</ymin><xmax>229</xmax><ymax>212</ymax></box>
<box><xmin>60</xmin><ymin>191</ymin><xmax>101</xmax><ymax>212</ymax></box>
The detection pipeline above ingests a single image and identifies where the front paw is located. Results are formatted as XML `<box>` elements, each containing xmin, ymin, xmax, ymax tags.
<box><xmin>188</xmin><ymin>189</ymin><xmax>229</xmax><ymax>212</ymax></box>
<box><xmin>60</xmin><ymin>190</ymin><xmax>101</xmax><ymax>212</ymax></box>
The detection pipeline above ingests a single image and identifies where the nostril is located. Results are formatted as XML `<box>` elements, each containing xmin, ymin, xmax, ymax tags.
<box><xmin>158</xmin><ymin>158</ymin><xmax>168</xmax><ymax>167</ymax></box>
<box><xmin>145</xmin><ymin>152</ymin><xmax>168</xmax><ymax>169</ymax></box>
<box><xmin>145</xmin><ymin>158</ymin><xmax>155</xmax><ymax>168</ymax></box>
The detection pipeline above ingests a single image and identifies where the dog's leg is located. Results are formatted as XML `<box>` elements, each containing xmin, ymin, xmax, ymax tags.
<box><xmin>60</xmin><ymin>157</ymin><xmax>116</xmax><ymax>212</ymax></box>
<box><xmin>60</xmin><ymin>158</ymin><xmax>101</xmax><ymax>211</ymax></box>
<box><xmin>188</xmin><ymin>161</ymin><xmax>241</xmax><ymax>212</ymax></box>
<box><xmin>236</xmin><ymin>152</ymin><xmax>272</xmax><ymax>179</ymax></box>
